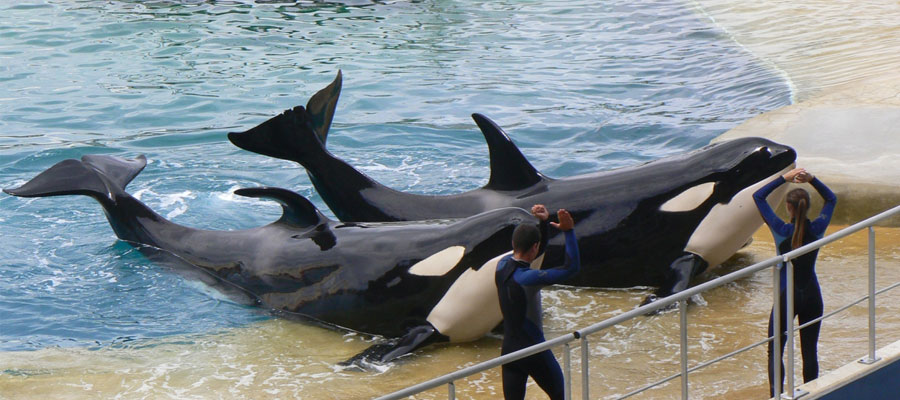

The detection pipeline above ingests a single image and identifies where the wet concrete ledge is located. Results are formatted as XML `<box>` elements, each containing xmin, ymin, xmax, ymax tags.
<box><xmin>714</xmin><ymin>74</ymin><xmax>900</xmax><ymax>227</ymax></box>
<box><xmin>783</xmin><ymin>339</ymin><xmax>900</xmax><ymax>400</ymax></box>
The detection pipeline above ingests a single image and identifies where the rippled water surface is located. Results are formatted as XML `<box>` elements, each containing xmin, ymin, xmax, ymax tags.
<box><xmin>1</xmin><ymin>0</ymin><xmax>866</xmax><ymax>398</ymax></box>
<box><xmin>0</xmin><ymin>0</ymin><xmax>790</xmax><ymax>352</ymax></box>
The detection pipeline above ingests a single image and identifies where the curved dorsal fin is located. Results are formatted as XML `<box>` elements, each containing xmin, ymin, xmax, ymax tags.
<box><xmin>234</xmin><ymin>187</ymin><xmax>328</xmax><ymax>227</ymax></box>
<box><xmin>471</xmin><ymin>113</ymin><xmax>544</xmax><ymax>191</ymax></box>
<box><xmin>305</xmin><ymin>70</ymin><xmax>342</xmax><ymax>145</ymax></box>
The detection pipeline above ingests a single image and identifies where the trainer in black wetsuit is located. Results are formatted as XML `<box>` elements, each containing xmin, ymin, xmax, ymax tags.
<box><xmin>753</xmin><ymin>167</ymin><xmax>836</xmax><ymax>396</ymax></box>
<box><xmin>495</xmin><ymin>205</ymin><xmax>580</xmax><ymax>400</ymax></box>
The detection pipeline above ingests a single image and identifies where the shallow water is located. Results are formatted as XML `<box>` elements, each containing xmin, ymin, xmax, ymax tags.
<box><xmin>2</xmin><ymin>227</ymin><xmax>898</xmax><ymax>399</ymax></box>
<box><xmin>0</xmin><ymin>0</ymin><xmax>895</xmax><ymax>399</ymax></box>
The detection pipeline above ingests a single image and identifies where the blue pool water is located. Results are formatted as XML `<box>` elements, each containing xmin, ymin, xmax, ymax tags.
<box><xmin>0</xmin><ymin>0</ymin><xmax>790</xmax><ymax>352</ymax></box>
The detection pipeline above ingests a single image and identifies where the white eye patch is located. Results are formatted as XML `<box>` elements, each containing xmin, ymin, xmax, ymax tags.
<box><xmin>660</xmin><ymin>182</ymin><xmax>716</xmax><ymax>212</ymax></box>
<box><xmin>408</xmin><ymin>246</ymin><xmax>466</xmax><ymax>276</ymax></box>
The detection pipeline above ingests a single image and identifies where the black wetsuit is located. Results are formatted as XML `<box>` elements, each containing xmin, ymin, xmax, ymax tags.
<box><xmin>753</xmin><ymin>176</ymin><xmax>836</xmax><ymax>396</ymax></box>
<box><xmin>495</xmin><ymin>229</ymin><xmax>580</xmax><ymax>400</ymax></box>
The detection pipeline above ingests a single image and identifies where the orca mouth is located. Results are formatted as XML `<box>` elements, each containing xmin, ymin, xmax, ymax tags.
<box><xmin>743</xmin><ymin>143</ymin><xmax>796</xmax><ymax>179</ymax></box>
<box><xmin>766</xmin><ymin>144</ymin><xmax>797</xmax><ymax>169</ymax></box>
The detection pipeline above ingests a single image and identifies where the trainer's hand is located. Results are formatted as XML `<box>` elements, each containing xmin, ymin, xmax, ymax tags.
<box><xmin>783</xmin><ymin>168</ymin><xmax>810</xmax><ymax>183</ymax></box>
<box><xmin>531</xmin><ymin>204</ymin><xmax>550</xmax><ymax>221</ymax></box>
<box><xmin>551</xmin><ymin>209</ymin><xmax>574</xmax><ymax>231</ymax></box>
<box><xmin>796</xmin><ymin>170</ymin><xmax>813</xmax><ymax>183</ymax></box>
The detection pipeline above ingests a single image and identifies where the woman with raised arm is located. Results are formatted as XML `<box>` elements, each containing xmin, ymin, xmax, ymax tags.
<box><xmin>753</xmin><ymin>167</ymin><xmax>837</xmax><ymax>396</ymax></box>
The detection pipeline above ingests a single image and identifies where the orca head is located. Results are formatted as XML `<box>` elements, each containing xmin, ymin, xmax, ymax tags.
<box><xmin>703</xmin><ymin>137</ymin><xmax>796</xmax><ymax>204</ymax></box>
<box><xmin>659</xmin><ymin>138</ymin><xmax>794</xmax><ymax>212</ymax></box>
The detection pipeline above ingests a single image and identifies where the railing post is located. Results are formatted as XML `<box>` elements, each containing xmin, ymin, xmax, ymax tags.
<box><xmin>680</xmin><ymin>299</ymin><xmax>689</xmax><ymax>399</ymax></box>
<box><xmin>773</xmin><ymin>262</ymin><xmax>782</xmax><ymax>398</ymax></box>
<box><xmin>448</xmin><ymin>381</ymin><xmax>455</xmax><ymax>400</ymax></box>
<box><xmin>785</xmin><ymin>258</ymin><xmax>796</xmax><ymax>398</ymax></box>
<box><xmin>581</xmin><ymin>336</ymin><xmax>589</xmax><ymax>400</ymax></box>
<box><xmin>564</xmin><ymin>342</ymin><xmax>572</xmax><ymax>400</ymax></box>
<box><xmin>783</xmin><ymin>259</ymin><xmax>807</xmax><ymax>399</ymax></box>
<box><xmin>860</xmin><ymin>226</ymin><xmax>881</xmax><ymax>365</ymax></box>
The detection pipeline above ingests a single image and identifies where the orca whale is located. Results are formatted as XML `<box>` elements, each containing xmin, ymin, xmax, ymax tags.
<box><xmin>3</xmin><ymin>154</ymin><xmax>540</xmax><ymax>363</ymax></box>
<box><xmin>227</xmin><ymin>72</ymin><xmax>797</xmax><ymax>302</ymax></box>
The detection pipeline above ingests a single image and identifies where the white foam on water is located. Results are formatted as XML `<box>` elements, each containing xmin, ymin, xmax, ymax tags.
<box><xmin>215</xmin><ymin>184</ymin><xmax>252</xmax><ymax>204</ymax></box>
<box><xmin>131</xmin><ymin>188</ymin><xmax>196</xmax><ymax>219</ymax></box>
<box><xmin>131</xmin><ymin>188</ymin><xmax>151</xmax><ymax>201</ymax></box>
<box><xmin>691</xmin><ymin>293</ymin><xmax>708</xmax><ymax>306</ymax></box>
<box><xmin>233</xmin><ymin>364</ymin><xmax>257</xmax><ymax>388</ymax></box>
<box><xmin>181</xmin><ymin>279</ymin><xmax>236</xmax><ymax>304</ymax></box>
<box><xmin>159</xmin><ymin>191</ymin><xmax>195</xmax><ymax>220</ymax></box>
<box><xmin>699</xmin><ymin>331</ymin><xmax>717</xmax><ymax>351</ymax></box>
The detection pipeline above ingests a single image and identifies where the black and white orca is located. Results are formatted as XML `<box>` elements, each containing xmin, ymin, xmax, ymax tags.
<box><xmin>4</xmin><ymin>154</ymin><xmax>542</xmax><ymax>363</ymax></box>
<box><xmin>228</xmin><ymin>72</ymin><xmax>797</xmax><ymax>303</ymax></box>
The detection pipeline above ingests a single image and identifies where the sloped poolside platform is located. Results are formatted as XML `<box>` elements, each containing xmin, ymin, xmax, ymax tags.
<box><xmin>789</xmin><ymin>339</ymin><xmax>900</xmax><ymax>400</ymax></box>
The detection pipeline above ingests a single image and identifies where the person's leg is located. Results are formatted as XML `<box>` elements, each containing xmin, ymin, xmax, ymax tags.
<box><xmin>797</xmin><ymin>285</ymin><xmax>824</xmax><ymax>382</ymax></box>
<box><xmin>502</xmin><ymin>362</ymin><xmax>529</xmax><ymax>400</ymax></box>
<box><xmin>526</xmin><ymin>350</ymin><xmax>565</xmax><ymax>400</ymax></box>
<box><xmin>767</xmin><ymin>295</ymin><xmax>788</xmax><ymax>397</ymax></box>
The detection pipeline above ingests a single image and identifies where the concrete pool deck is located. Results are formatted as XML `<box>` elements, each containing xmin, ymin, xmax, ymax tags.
<box><xmin>714</xmin><ymin>74</ymin><xmax>900</xmax><ymax>226</ymax></box>
<box><xmin>769</xmin><ymin>339</ymin><xmax>900</xmax><ymax>399</ymax></box>
<box><xmin>697</xmin><ymin>0</ymin><xmax>900</xmax><ymax>226</ymax></box>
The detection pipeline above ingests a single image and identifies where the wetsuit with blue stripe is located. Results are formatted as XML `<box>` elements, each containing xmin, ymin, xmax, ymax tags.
<box><xmin>753</xmin><ymin>176</ymin><xmax>836</xmax><ymax>396</ymax></box>
<box><xmin>495</xmin><ymin>228</ymin><xmax>580</xmax><ymax>400</ymax></box>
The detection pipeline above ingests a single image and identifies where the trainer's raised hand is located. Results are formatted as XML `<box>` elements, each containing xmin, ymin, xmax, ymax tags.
<box><xmin>531</xmin><ymin>204</ymin><xmax>550</xmax><ymax>221</ymax></box>
<box><xmin>551</xmin><ymin>209</ymin><xmax>574</xmax><ymax>231</ymax></box>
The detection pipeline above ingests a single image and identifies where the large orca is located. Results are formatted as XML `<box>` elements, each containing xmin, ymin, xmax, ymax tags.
<box><xmin>3</xmin><ymin>154</ymin><xmax>541</xmax><ymax>363</ymax></box>
<box><xmin>227</xmin><ymin>72</ymin><xmax>797</xmax><ymax>302</ymax></box>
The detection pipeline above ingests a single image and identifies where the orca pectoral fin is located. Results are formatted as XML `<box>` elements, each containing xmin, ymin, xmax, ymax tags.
<box><xmin>471</xmin><ymin>113</ymin><xmax>545</xmax><ymax>191</ymax></box>
<box><xmin>640</xmin><ymin>252</ymin><xmax>709</xmax><ymax>308</ymax></box>
<box><xmin>339</xmin><ymin>325</ymin><xmax>448</xmax><ymax>369</ymax></box>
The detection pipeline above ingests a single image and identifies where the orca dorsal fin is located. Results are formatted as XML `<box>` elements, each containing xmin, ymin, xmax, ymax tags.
<box><xmin>234</xmin><ymin>187</ymin><xmax>328</xmax><ymax>228</ymax></box>
<box><xmin>471</xmin><ymin>113</ymin><xmax>544</xmax><ymax>191</ymax></box>
<box><xmin>305</xmin><ymin>70</ymin><xmax>342</xmax><ymax>145</ymax></box>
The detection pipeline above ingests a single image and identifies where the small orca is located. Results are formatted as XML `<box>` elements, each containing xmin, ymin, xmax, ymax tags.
<box><xmin>228</xmin><ymin>72</ymin><xmax>797</xmax><ymax>303</ymax></box>
<box><xmin>4</xmin><ymin>154</ymin><xmax>540</xmax><ymax>363</ymax></box>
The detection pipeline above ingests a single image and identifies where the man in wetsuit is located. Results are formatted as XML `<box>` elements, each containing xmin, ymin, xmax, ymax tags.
<box><xmin>495</xmin><ymin>204</ymin><xmax>580</xmax><ymax>400</ymax></box>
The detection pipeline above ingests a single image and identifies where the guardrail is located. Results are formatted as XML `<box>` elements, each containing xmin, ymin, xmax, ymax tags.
<box><xmin>377</xmin><ymin>204</ymin><xmax>900</xmax><ymax>400</ymax></box>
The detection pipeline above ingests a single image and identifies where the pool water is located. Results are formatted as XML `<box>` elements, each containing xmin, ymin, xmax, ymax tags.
<box><xmin>0</xmin><ymin>0</ymin><xmax>792</xmax><ymax>353</ymax></box>
<box><xmin>0</xmin><ymin>1</ymin><xmax>818</xmax><ymax>398</ymax></box>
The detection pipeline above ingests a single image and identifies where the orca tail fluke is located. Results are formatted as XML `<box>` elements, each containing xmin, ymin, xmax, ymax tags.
<box><xmin>228</xmin><ymin>106</ymin><xmax>326</xmax><ymax>165</ymax></box>
<box><xmin>229</xmin><ymin>71</ymin><xmax>341</xmax><ymax>164</ymax></box>
<box><xmin>305</xmin><ymin>70</ymin><xmax>342</xmax><ymax>145</ymax></box>
<box><xmin>339</xmin><ymin>325</ymin><xmax>447</xmax><ymax>369</ymax></box>
<box><xmin>4</xmin><ymin>155</ymin><xmax>147</xmax><ymax>203</ymax></box>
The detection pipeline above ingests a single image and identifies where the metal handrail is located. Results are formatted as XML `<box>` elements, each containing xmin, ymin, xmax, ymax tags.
<box><xmin>377</xmin><ymin>204</ymin><xmax>900</xmax><ymax>400</ymax></box>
